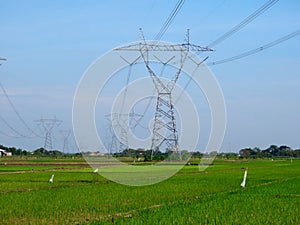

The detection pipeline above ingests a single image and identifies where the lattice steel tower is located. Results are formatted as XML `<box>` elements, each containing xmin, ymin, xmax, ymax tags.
<box><xmin>60</xmin><ymin>129</ymin><xmax>71</xmax><ymax>153</ymax></box>
<box><xmin>116</xmin><ymin>30</ymin><xmax>213</xmax><ymax>159</ymax></box>
<box><xmin>106</xmin><ymin>113</ymin><xmax>143</xmax><ymax>154</ymax></box>
<box><xmin>35</xmin><ymin>117</ymin><xmax>62</xmax><ymax>150</ymax></box>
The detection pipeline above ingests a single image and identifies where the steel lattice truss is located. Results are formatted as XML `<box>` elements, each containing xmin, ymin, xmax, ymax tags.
<box><xmin>35</xmin><ymin>117</ymin><xmax>62</xmax><ymax>151</ymax></box>
<box><xmin>115</xmin><ymin>31</ymin><xmax>213</xmax><ymax>160</ymax></box>
<box><xmin>106</xmin><ymin>113</ymin><xmax>143</xmax><ymax>154</ymax></box>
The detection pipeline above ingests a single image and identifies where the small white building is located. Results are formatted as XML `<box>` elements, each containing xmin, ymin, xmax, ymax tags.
<box><xmin>0</xmin><ymin>149</ymin><xmax>12</xmax><ymax>156</ymax></box>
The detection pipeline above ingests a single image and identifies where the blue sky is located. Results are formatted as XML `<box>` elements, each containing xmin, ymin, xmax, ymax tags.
<box><xmin>0</xmin><ymin>0</ymin><xmax>300</xmax><ymax>152</ymax></box>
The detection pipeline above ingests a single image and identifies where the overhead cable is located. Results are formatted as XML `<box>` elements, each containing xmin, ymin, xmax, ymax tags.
<box><xmin>207</xmin><ymin>29</ymin><xmax>300</xmax><ymax>66</ymax></box>
<box><xmin>0</xmin><ymin>114</ymin><xmax>28</xmax><ymax>138</ymax></box>
<box><xmin>208</xmin><ymin>0</ymin><xmax>279</xmax><ymax>47</ymax></box>
<box><xmin>0</xmin><ymin>82</ymin><xmax>40</xmax><ymax>137</ymax></box>
<box><xmin>154</xmin><ymin>0</ymin><xmax>185</xmax><ymax>40</ymax></box>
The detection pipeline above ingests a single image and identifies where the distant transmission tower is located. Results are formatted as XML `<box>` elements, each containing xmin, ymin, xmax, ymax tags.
<box><xmin>116</xmin><ymin>29</ymin><xmax>213</xmax><ymax>159</ymax></box>
<box><xmin>106</xmin><ymin>113</ymin><xmax>124</xmax><ymax>154</ymax></box>
<box><xmin>107</xmin><ymin>124</ymin><xmax>118</xmax><ymax>155</ymax></box>
<box><xmin>35</xmin><ymin>117</ymin><xmax>62</xmax><ymax>150</ymax></box>
<box><xmin>106</xmin><ymin>113</ymin><xmax>143</xmax><ymax>154</ymax></box>
<box><xmin>60</xmin><ymin>129</ymin><xmax>71</xmax><ymax>153</ymax></box>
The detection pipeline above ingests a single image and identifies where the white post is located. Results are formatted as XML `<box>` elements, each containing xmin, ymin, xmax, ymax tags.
<box><xmin>241</xmin><ymin>168</ymin><xmax>248</xmax><ymax>189</ymax></box>
<box><xmin>49</xmin><ymin>174</ymin><xmax>54</xmax><ymax>183</ymax></box>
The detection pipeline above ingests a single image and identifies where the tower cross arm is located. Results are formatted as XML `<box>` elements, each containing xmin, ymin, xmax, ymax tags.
<box><xmin>183</xmin><ymin>43</ymin><xmax>214</xmax><ymax>52</ymax></box>
<box><xmin>115</xmin><ymin>42</ymin><xmax>213</xmax><ymax>52</ymax></box>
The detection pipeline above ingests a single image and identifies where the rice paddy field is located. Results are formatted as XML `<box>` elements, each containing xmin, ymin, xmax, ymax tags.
<box><xmin>0</xmin><ymin>157</ymin><xmax>299</xmax><ymax>224</ymax></box>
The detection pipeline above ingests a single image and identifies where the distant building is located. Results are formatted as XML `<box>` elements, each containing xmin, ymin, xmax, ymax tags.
<box><xmin>0</xmin><ymin>149</ymin><xmax>12</xmax><ymax>156</ymax></box>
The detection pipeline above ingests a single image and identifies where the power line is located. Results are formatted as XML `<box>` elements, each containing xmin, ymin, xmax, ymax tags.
<box><xmin>0</xmin><ymin>58</ymin><xmax>39</xmax><ymax>138</ymax></box>
<box><xmin>208</xmin><ymin>0</ymin><xmax>279</xmax><ymax>47</ymax></box>
<box><xmin>131</xmin><ymin>1</ymin><xmax>186</xmax><ymax>131</ymax></box>
<box><xmin>118</xmin><ymin>58</ymin><xmax>137</xmax><ymax>115</ymax></box>
<box><xmin>207</xmin><ymin>29</ymin><xmax>300</xmax><ymax>66</ymax></box>
<box><xmin>154</xmin><ymin>0</ymin><xmax>185</xmax><ymax>40</ymax></box>
<box><xmin>131</xmin><ymin>57</ymin><xmax>174</xmax><ymax>130</ymax></box>
<box><xmin>35</xmin><ymin>117</ymin><xmax>62</xmax><ymax>150</ymax></box>
<box><xmin>116</xmin><ymin>32</ymin><xmax>212</xmax><ymax>160</ymax></box>
<box><xmin>0</xmin><ymin>114</ymin><xmax>28</xmax><ymax>138</ymax></box>
<box><xmin>0</xmin><ymin>60</ymin><xmax>22</xmax><ymax>137</ymax></box>
<box><xmin>0</xmin><ymin>82</ymin><xmax>40</xmax><ymax>137</ymax></box>
<box><xmin>0</xmin><ymin>129</ymin><xmax>24</xmax><ymax>138</ymax></box>
<box><xmin>172</xmin><ymin>0</ymin><xmax>279</xmax><ymax>104</ymax></box>
<box><xmin>174</xmin><ymin>56</ymin><xmax>208</xmax><ymax>105</ymax></box>
<box><xmin>174</xmin><ymin>29</ymin><xmax>300</xmax><ymax>105</ymax></box>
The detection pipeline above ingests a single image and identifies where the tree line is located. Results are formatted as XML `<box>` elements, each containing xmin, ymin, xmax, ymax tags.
<box><xmin>0</xmin><ymin>145</ymin><xmax>78</xmax><ymax>157</ymax></box>
<box><xmin>238</xmin><ymin>145</ymin><xmax>300</xmax><ymax>158</ymax></box>
<box><xmin>1</xmin><ymin>144</ymin><xmax>300</xmax><ymax>158</ymax></box>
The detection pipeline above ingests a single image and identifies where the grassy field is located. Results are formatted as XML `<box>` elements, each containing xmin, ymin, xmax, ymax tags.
<box><xmin>0</xmin><ymin>157</ymin><xmax>299</xmax><ymax>224</ymax></box>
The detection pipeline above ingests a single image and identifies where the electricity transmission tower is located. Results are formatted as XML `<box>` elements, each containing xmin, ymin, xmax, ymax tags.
<box><xmin>106</xmin><ymin>113</ymin><xmax>143</xmax><ymax>154</ymax></box>
<box><xmin>106</xmin><ymin>113</ymin><xmax>127</xmax><ymax>154</ymax></box>
<box><xmin>116</xmin><ymin>30</ymin><xmax>213</xmax><ymax>160</ymax></box>
<box><xmin>35</xmin><ymin>117</ymin><xmax>62</xmax><ymax>150</ymax></box>
<box><xmin>60</xmin><ymin>129</ymin><xmax>71</xmax><ymax>153</ymax></box>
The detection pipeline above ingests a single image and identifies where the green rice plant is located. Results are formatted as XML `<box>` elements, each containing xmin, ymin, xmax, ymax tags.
<box><xmin>0</xmin><ymin>158</ymin><xmax>298</xmax><ymax>224</ymax></box>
